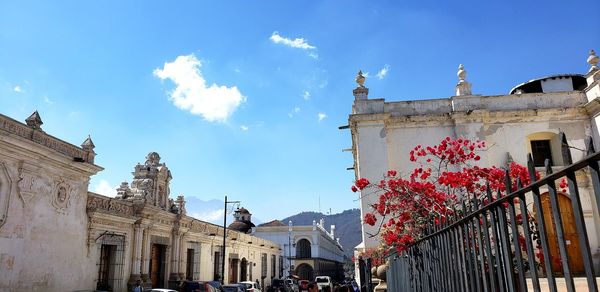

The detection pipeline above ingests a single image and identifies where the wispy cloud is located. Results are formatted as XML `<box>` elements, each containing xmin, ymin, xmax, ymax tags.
<box><xmin>190</xmin><ymin>209</ymin><xmax>224</xmax><ymax>222</ymax></box>
<box><xmin>93</xmin><ymin>179</ymin><xmax>117</xmax><ymax>197</ymax></box>
<box><xmin>318</xmin><ymin>112</ymin><xmax>327</xmax><ymax>121</ymax></box>
<box><xmin>43</xmin><ymin>96</ymin><xmax>53</xmax><ymax>105</ymax></box>
<box><xmin>240</xmin><ymin>125</ymin><xmax>249</xmax><ymax>131</ymax></box>
<box><xmin>270</xmin><ymin>32</ymin><xmax>316</xmax><ymax>49</ymax></box>
<box><xmin>376</xmin><ymin>64</ymin><xmax>391</xmax><ymax>79</ymax></box>
<box><xmin>270</xmin><ymin>32</ymin><xmax>318</xmax><ymax>59</ymax></box>
<box><xmin>302</xmin><ymin>91</ymin><xmax>311</xmax><ymax>100</ymax></box>
<box><xmin>154</xmin><ymin>54</ymin><xmax>246</xmax><ymax>123</ymax></box>
<box><xmin>288</xmin><ymin>107</ymin><xmax>301</xmax><ymax>118</ymax></box>
<box><xmin>13</xmin><ymin>86</ymin><xmax>22</xmax><ymax>93</ymax></box>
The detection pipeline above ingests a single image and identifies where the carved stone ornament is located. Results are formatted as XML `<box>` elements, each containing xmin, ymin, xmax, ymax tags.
<box><xmin>51</xmin><ymin>178</ymin><xmax>72</xmax><ymax>213</ymax></box>
<box><xmin>0</xmin><ymin>162</ymin><xmax>12</xmax><ymax>228</ymax></box>
<box><xmin>17</xmin><ymin>170</ymin><xmax>51</xmax><ymax>207</ymax></box>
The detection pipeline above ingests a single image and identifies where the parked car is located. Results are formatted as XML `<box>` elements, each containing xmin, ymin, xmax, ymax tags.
<box><xmin>196</xmin><ymin>281</ymin><xmax>224</xmax><ymax>292</ymax></box>
<box><xmin>223</xmin><ymin>284</ymin><xmax>246</xmax><ymax>292</ymax></box>
<box><xmin>298</xmin><ymin>280</ymin><xmax>309</xmax><ymax>292</ymax></box>
<box><xmin>284</xmin><ymin>279</ymin><xmax>298</xmax><ymax>292</ymax></box>
<box><xmin>315</xmin><ymin>276</ymin><xmax>332</xmax><ymax>292</ymax></box>
<box><xmin>238</xmin><ymin>281</ymin><xmax>262</xmax><ymax>292</ymax></box>
<box><xmin>179</xmin><ymin>281</ymin><xmax>202</xmax><ymax>292</ymax></box>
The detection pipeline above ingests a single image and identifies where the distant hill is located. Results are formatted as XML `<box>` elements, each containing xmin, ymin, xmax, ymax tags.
<box><xmin>280</xmin><ymin>209</ymin><xmax>361</xmax><ymax>258</ymax></box>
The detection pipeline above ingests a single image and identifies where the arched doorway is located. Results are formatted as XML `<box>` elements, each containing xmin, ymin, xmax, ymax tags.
<box><xmin>295</xmin><ymin>263</ymin><xmax>314</xmax><ymax>280</ymax></box>
<box><xmin>296</xmin><ymin>239</ymin><xmax>311</xmax><ymax>258</ymax></box>
<box><xmin>240</xmin><ymin>258</ymin><xmax>248</xmax><ymax>282</ymax></box>
<box><xmin>535</xmin><ymin>192</ymin><xmax>584</xmax><ymax>275</ymax></box>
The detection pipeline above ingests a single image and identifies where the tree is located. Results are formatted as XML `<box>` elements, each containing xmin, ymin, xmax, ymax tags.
<box><xmin>352</xmin><ymin>137</ymin><xmax>539</xmax><ymax>254</ymax></box>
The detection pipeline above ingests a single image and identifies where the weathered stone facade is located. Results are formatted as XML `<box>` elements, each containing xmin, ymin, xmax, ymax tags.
<box><xmin>346</xmin><ymin>50</ymin><xmax>600</xmax><ymax>272</ymax></box>
<box><xmin>0</xmin><ymin>112</ymin><xmax>282</xmax><ymax>292</ymax></box>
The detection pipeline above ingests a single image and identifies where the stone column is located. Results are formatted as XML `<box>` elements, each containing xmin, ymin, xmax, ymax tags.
<box><xmin>128</xmin><ymin>224</ymin><xmax>144</xmax><ymax>285</ymax></box>
<box><xmin>169</xmin><ymin>230</ymin><xmax>181</xmax><ymax>281</ymax></box>
<box><xmin>141</xmin><ymin>227</ymin><xmax>151</xmax><ymax>281</ymax></box>
<box><xmin>179</xmin><ymin>236</ymin><xmax>187</xmax><ymax>280</ymax></box>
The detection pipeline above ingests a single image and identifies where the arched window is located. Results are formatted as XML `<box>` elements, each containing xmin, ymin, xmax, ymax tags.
<box><xmin>296</xmin><ymin>239</ymin><xmax>311</xmax><ymax>258</ymax></box>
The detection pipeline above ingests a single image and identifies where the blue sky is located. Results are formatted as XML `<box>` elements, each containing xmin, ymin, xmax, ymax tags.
<box><xmin>1</xmin><ymin>0</ymin><xmax>598</xmax><ymax>223</ymax></box>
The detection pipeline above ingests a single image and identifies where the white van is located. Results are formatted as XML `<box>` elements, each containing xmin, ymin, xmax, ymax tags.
<box><xmin>314</xmin><ymin>276</ymin><xmax>332</xmax><ymax>291</ymax></box>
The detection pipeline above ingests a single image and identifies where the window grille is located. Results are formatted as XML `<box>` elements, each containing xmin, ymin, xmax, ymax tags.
<box><xmin>96</xmin><ymin>233</ymin><xmax>125</xmax><ymax>292</ymax></box>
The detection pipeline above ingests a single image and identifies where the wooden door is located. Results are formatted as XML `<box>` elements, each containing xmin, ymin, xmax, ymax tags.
<box><xmin>229</xmin><ymin>259</ymin><xmax>239</xmax><ymax>283</ymax></box>
<box><xmin>150</xmin><ymin>244</ymin><xmax>165</xmax><ymax>287</ymax></box>
<box><xmin>538</xmin><ymin>192</ymin><xmax>584</xmax><ymax>275</ymax></box>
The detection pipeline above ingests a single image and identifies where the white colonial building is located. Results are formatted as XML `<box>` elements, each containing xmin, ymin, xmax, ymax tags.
<box><xmin>253</xmin><ymin>218</ymin><xmax>345</xmax><ymax>282</ymax></box>
<box><xmin>345</xmin><ymin>50</ymin><xmax>600</xmax><ymax>273</ymax></box>
<box><xmin>0</xmin><ymin>111</ymin><xmax>282</xmax><ymax>292</ymax></box>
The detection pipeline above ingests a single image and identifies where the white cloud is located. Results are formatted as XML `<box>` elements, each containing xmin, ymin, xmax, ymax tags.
<box><xmin>93</xmin><ymin>179</ymin><xmax>117</xmax><ymax>197</ymax></box>
<box><xmin>288</xmin><ymin>107</ymin><xmax>301</xmax><ymax>118</ymax></box>
<box><xmin>376</xmin><ymin>64</ymin><xmax>391</xmax><ymax>80</ymax></box>
<box><xmin>154</xmin><ymin>54</ymin><xmax>246</xmax><ymax>123</ymax></box>
<box><xmin>43</xmin><ymin>96</ymin><xmax>53</xmax><ymax>105</ymax></box>
<box><xmin>270</xmin><ymin>32</ymin><xmax>316</xmax><ymax>50</ymax></box>
<box><xmin>234</xmin><ymin>68</ymin><xmax>241</xmax><ymax>73</ymax></box>
<box><xmin>302</xmin><ymin>91</ymin><xmax>311</xmax><ymax>100</ymax></box>
<box><xmin>318</xmin><ymin>112</ymin><xmax>327</xmax><ymax>121</ymax></box>
<box><xmin>240</xmin><ymin>125</ymin><xmax>249</xmax><ymax>131</ymax></box>
<box><xmin>13</xmin><ymin>86</ymin><xmax>22</xmax><ymax>93</ymax></box>
<box><xmin>190</xmin><ymin>209</ymin><xmax>225</xmax><ymax>222</ymax></box>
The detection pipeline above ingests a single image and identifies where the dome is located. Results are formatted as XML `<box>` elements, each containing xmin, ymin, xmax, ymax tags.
<box><xmin>228</xmin><ymin>220</ymin><xmax>256</xmax><ymax>233</ymax></box>
<box><xmin>509</xmin><ymin>74</ymin><xmax>586</xmax><ymax>94</ymax></box>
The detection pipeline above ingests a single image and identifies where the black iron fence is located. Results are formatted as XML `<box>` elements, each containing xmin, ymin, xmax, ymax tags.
<box><xmin>383</xmin><ymin>134</ymin><xmax>600</xmax><ymax>292</ymax></box>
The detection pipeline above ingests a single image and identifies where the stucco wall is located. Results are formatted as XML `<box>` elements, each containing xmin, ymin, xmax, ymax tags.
<box><xmin>0</xmin><ymin>132</ymin><xmax>102</xmax><ymax>292</ymax></box>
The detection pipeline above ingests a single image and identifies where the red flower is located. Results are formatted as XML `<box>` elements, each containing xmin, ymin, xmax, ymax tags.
<box><xmin>387</xmin><ymin>170</ymin><xmax>397</xmax><ymax>177</ymax></box>
<box><xmin>355</xmin><ymin>178</ymin><xmax>370</xmax><ymax>190</ymax></box>
<box><xmin>364</xmin><ymin>213</ymin><xmax>377</xmax><ymax>226</ymax></box>
<box><xmin>351</xmin><ymin>185</ymin><xmax>358</xmax><ymax>192</ymax></box>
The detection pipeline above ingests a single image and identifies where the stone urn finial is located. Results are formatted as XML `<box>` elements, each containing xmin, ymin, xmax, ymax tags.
<box><xmin>457</xmin><ymin>64</ymin><xmax>467</xmax><ymax>83</ymax></box>
<box><xmin>455</xmin><ymin>64</ymin><xmax>472</xmax><ymax>96</ymax></box>
<box><xmin>588</xmin><ymin>49</ymin><xmax>599</xmax><ymax>73</ymax></box>
<box><xmin>356</xmin><ymin>70</ymin><xmax>366</xmax><ymax>88</ymax></box>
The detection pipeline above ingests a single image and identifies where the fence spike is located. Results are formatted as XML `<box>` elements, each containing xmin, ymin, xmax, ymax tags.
<box><xmin>527</xmin><ymin>153</ymin><xmax>537</xmax><ymax>183</ymax></box>
<box><xmin>544</xmin><ymin>159</ymin><xmax>553</xmax><ymax>175</ymax></box>
<box><xmin>586</xmin><ymin>136</ymin><xmax>596</xmax><ymax>156</ymax></box>
<box><xmin>560</xmin><ymin>131</ymin><xmax>573</xmax><ymax>165</ymax></box>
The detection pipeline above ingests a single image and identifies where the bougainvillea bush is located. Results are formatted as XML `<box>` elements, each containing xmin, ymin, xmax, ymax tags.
<box><xmin>352</xmin><ymin>137</ymin><xmax>540</xmax><ymax>254</ymax></box>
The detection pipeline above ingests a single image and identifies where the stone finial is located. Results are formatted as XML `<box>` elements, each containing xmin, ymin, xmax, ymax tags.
<box><xmin>81</xmin><ymin>135</ymin><xmax>95</xmax><ymax>151</ymax></box>
<box><xmin>145</xmin><ymin>152</ymin><xmax>161</xmax><ymax>166</ymax></box>
<box><xmin>455</xmin><ymin>64</ymin><xmax>472</xmax><ymax>96</ymax></box>
<box><xmin>353</xmin><ymin>70</ymin><xmax>369</xmax><ymax>100</ymax></box>
<box><xmin>355</xmin><ymin>70</ymin><xmax>366</xmax><ymax>88</ymax></box>
<box><xmin>457</xmin><ymin>64</ymin><xmax>467</xmax><ymax>82</ymax></box>
<box><xmin>588</xmin><ymin>49</ymin><xmax>599</xmax><ymax>74</ymax></box>
<box><xmin>25</xmin><ymin>111</ymin><xmax>43</xmax><ymax>130</ymax></box>
<box><xmin>176</xmin><ymin>195</ymin><xmax>186</xmax><ymax>215</ymax></box>
<box><xmin>116</xmin><ymin>182</ymin><xmax>131</xmax><ymax>199</ymax></box>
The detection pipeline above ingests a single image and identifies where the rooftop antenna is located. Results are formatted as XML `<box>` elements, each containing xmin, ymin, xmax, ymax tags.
<box><xmin>318</xmin><ymin>195</ymin><xmax>321</xmax><ymax>213</ymax></box>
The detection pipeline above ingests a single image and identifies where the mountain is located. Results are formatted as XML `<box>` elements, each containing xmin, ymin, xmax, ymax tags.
<box><xmin>280</xmin><ymin>209</ymin><xmax>361</xmax><ymax>258</ymax></box>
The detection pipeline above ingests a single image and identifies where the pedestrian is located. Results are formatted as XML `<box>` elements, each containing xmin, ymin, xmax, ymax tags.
<box><xmin>132</xmin><ymin>280</ymin><xmax>142</xmax><ymax>292</ymax></box>
<box><xmin>307</xmin><ymin>282</ymin><xmax>318</xmax><ymax>292</ymax></box>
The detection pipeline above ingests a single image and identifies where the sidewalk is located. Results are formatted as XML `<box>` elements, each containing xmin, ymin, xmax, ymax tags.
<box><xmin>526</xmin><ymin>277</ymin><xmax>600</xmax><ymax>292</ymax></box>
